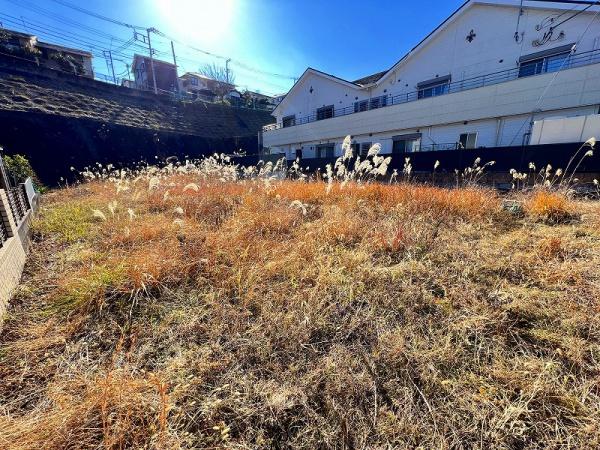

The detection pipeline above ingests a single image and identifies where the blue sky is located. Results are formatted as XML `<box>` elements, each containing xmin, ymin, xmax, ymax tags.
<box><xmin>0</xmin><ymin>0</ymin><xmax>465</xmax><ymax>95</ymax></box>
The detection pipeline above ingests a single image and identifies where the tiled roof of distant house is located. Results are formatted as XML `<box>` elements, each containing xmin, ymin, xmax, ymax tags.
<box><xmin>352</xmin><ymin>70</ymin><xmax>388</xmax><ymax>86</ymax></box>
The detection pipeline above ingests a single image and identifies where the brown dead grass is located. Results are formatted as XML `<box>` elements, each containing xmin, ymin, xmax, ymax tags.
<box><xmin>525</xmin><ymin>190</ymin><xmax>577</xmax><ymax>224</ymax></box>
<box><xmin>1</xmin><ymin>176</ymin><xmax>599</xmax><ymax>449</ymax></box>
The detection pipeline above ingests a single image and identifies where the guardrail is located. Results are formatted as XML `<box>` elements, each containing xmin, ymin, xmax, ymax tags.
<box><xmin>264</xmin><ymin>48</ymin><xmax>600</xmax><ymax>132</ymax></box>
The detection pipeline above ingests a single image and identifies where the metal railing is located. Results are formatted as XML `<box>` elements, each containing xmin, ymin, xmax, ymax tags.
<box><xmin>6</xmin><ymin>186</ymin><xmax>27</xmax><ymax>224</ymax></box>
<box><xmin>0</xmin><ymin>151</ymin><xmax>33</xmax><ymax>251</ymax></box>
<box><xmin>264</xmin><ymin>48</ymin><xmax>600</xmax><ymax>132</ymax></box>
<box><xmin>0</xmin><ymin>211</ymin><xmax>8</xmax><ymax>246</ymax></box>
<box><xmin>420</xmin><ymin>142</ymin><xmax>460</xmax><ymax>152</ymax></box>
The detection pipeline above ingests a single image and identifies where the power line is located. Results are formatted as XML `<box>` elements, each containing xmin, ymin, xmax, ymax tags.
<box><xmin>49</xmin><ymin>0</ymin><xmax>144</xmax><ymax>30</ymax></box>
<box><xmin>42</xmin><ymin>0</ymin><xmax>298</xmax><ymax>82</ymax></box>
<box><xmin>0</xmin><ymin>1</ymin><xmax>294</xmax><ymax>94</ymax></box>
<box><xmin>3</xmin><ymin>0</ymin><xmax>150</xmax><ymax>52</ymax></box>
<box><xmin>152</xmin><ymin>28</ymin><xmax>297</xmax><ymax>81</ymax></box>
<box><xmin>0</xmin><ymin>14</ymin><xmax>143</xmax><ymax>63</ymax></box>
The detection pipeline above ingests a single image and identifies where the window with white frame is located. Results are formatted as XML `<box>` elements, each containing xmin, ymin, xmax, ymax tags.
<box><xmin>459</xmin><ymin>132</ymin><xmax>477</xmax><ymax>149</ymax></box>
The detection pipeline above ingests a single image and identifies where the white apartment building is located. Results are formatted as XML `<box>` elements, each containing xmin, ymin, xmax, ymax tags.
<box><xmin>263</xmin><ymin>0</ymin><xmax>600</xmax><ymax>161</ymax></box>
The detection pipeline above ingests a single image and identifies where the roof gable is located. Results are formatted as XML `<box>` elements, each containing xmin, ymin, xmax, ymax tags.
<box><xmin>272</xmin><ymin>67</ymin><xmax>361</xmax><ymax>115</ymax></box>
<box><xmin>375</xmin><ymin>0</ymin><xmax>600</xmax><ymax>86</ymax></box>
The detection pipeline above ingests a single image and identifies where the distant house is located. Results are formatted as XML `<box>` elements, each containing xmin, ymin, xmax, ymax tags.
<box><xmin>241</xmin><ymin>90</ymin><xmax>277</xmax><ymax>110</ymax></box>
<box><xmin>35</xmin><ymin>41</ymin><xmax>94</xmax><ymax>78</ymax></box>
<box><xmin>225</xmin><ymin>89</ymin><xmax>243</xmax><ymax>106</ymax></box>
<box><xmin>272</xmin><ymin>94</ymin><xmax>286</xmax><ymax>106</ymax></box>
<box><xmin>132</xmin><ymin>54</ymin><xmax>178</xmax><ymax>94</ymax></box>
<box><xmin>179</xmin><ymin>72</ymin><xmax>235</xmax><ymax>100</ymax></box>
<box><xmin>121</xmin><ymin>79</ymin><xmax>135</xmax><ymax>89</ymax></box>
<box><xmin>0</xmin><ymin>28</ymin><xmax>94</xmax><ymax>78</ymax></box>
<box><xmin>0</xmin><ymin>29</ymin><xmax>37</xmax><ymax>54</ymax></box>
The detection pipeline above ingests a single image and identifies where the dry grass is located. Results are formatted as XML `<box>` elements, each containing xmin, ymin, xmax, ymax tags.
<box><xmin>525</xmin><ymin>190</ymin><xmax>577</xmax><ymax>224</ymax></box>
<box><xmin>1</xmin><ymin>169</ymin><xmax>600</xmax><ymax>449</ymax></box>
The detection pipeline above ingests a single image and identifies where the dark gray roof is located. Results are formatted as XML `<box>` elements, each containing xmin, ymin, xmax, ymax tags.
<box><xmin>352</xmin><ymin>70</ymin><xmax>387</xmax><ymax>86</ymax></box>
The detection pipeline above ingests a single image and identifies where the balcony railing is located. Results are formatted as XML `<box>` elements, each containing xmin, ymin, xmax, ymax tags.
<box><xmin>420</xmin><ymin>142</ymin><xmax>460</xmax><ymax>152</ymax></box>
<box><xmin>264</xmin><ymin>48</ymin><xmax>600</xmax><ymax>133</ymax></box>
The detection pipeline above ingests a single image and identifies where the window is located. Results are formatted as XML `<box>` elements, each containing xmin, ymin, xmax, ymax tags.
<box><xmin>519</xmin><ymin>58</ymin><xmax>545</xmax><ymax>77</ymax></box>
<box><xmin>191</xmin><ymin>77</ymin><xmax>198</xmax><ymax>86</ymax></box>
<box><xmin>369</xmin><ymin>95</ymin><xmax>388</xmax><ymax>110</ymax></box>
<box><xmin>360</xmin><ymin>142</ymin><xmax>372</xmax><ymax>157</ymax></box>
<box><xmin>519</xmin><ymin>54</ymin><xmax>570</xmax><ymax>78</ymax></box>
<box><xmin>316</xmin><ymin>105</ymin><xmax>334</xmax><ymax>120</ymax></box>
<box><xmin>354</xmin><ymin>96</ymin><xmax>388</xmax><ymax>112</ymax></box>
<box><xmin>418</xmin><ymin>81</ymin><xmax>450</xmax><ymax>99</ymax></box>
<box><xmin>295</xmin><ymin>148</ymin><xmax>303</xmax><ymax>159</ymax></box>
<box><xmin>392</xmin><ymin>134</ymin><xmax>422</xmax><ymax>153</ymax></box>
<box><xmin>282</xmin><ymin>115</ymin><xmax>296</xmax><ymax>128</ymax></box>
<box><xmin>354</xmin><ymin>100</ymin><xmax>368</xmax><ymax>113</ymax></box>
<box><xmin>417</xmin><ymin>75</ymin><xmax>451</xmax><ymax>99</ymax></box>
<box><xmin>316</xmin><ymin>144</ymin><xmax>335</xmax><ymax>158</ymax></box>
<box><xmin>459</xmin><ymin>133</ymin><xmax>477</xmax><ymax>149</ymax></box>
<box><xmin>518</xmin><ymin>44</ymin><xmax>574</xmax><ymax>78</ymax></box>
<box><xmin>545</xmin><ymin>52</ymin><xmax>570</xmax><ymax>72</ymax></box>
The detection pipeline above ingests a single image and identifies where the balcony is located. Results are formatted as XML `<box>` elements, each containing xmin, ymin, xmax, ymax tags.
<box><xmin>264</xmin><ymin>49</ymin><xmax>600</xmax><ymax>133</ymax></box>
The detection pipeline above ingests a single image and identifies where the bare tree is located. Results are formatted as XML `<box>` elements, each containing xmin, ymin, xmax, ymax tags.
<box><xmin>199</xmin><ymin>63</ymin><xmax>235</xmax><ymax>99</ymax></box>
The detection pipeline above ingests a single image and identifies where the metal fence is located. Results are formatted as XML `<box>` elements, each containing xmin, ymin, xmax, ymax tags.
<box><xmin>0</xmin><ymin>153</ymin><xmax>33</xmax><ymax>250</ymax></box>
<box><xmin>264</xmin><ymin>48</ymin><xmax>600</xmax><ymax>132</ymax></box>
<box><xmin>0</xmin><ymin>208</ymin><xmax>8</xmax><ymax>247</ymax></box>
<box><xmin>6</xmin><ymin>185</ymin><xmax>29</xmax><ymax>224</ymax></box>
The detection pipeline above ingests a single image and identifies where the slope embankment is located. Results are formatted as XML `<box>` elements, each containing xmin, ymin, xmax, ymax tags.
<box><xmin>0</xmin><ymin>63</ymin><xmax>274</xmax><ymax>183</ymax></box>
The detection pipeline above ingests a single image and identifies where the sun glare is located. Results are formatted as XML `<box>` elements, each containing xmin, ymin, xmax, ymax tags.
<box><xmin>155</xmin><ymin>0</ymin><xmax>236</xmax><ymax>44</ymax></box>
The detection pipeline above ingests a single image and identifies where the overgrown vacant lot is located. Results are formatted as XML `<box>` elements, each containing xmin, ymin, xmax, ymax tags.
<box><xmin>1</xmin><ymin>165</ymin><xmax>600</xmax><ymax>449</ymax></box>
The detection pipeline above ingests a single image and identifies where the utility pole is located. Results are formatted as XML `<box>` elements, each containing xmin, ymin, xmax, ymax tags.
<box><xmin>225</xmin><ymin>58</ymin><xmax>231</xmax><ymax>85</ymax></box>
<box><xmin>147</xmin><ymin>28</ymin><xmax>158</xmax><ymax>95</ymax></box>
<box><xmin>125</xmin><ymin>63</ymin><xmax>131</xmax><ymax>81</ymax></box>
<box><xmin>171</xmin><ymin>40</ymin><xmax>179</xmax><ymax>94</ymax></box>
<box><xmin>103</xmin><ymin>50</ymin><xmax>116</xmax><ymax>84</ymax></box>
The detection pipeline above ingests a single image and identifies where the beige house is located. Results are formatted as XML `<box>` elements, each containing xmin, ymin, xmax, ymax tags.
<box><xmin>179</xmin><ymin>72</ymin><xmax>235</xmax><ymax>100</ymax></box>
<box><xmin>0</xmin><ymin>28</ymin><xmax>94</xmax><ymax>78</ymax></box>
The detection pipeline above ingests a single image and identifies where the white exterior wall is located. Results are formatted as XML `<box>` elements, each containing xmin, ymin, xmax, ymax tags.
<box><xmin>367</xmin><ymin>4</ymin><xmax>600</xmax><ymax>101</ymax></box>
<box><xmin>274</xmin><ymin>74</ymin><xmax>360</xmax><ymax>124</ymax></box>
<box><xmin>266</xmin><ymin>1</ymin><xmax>600</xmax><ymax>158</ymax></box>
<box><xmin>531</xmin><ymin>113</ymin><xmax>600</xmax><ymax>145</ymax></box>
<box><xmin>267</xmin><ymin>64</ymin><xmax>600</xmax><ymax>157</ymax></box>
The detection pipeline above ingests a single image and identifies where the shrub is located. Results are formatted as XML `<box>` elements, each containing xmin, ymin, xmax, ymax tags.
<box><xmin>525</xmin><ymin>191</ymin><xmax>576</xmax><ymax>224</ymax></box>
<box><xmin>2</xmin><ymin>153</ymin><xmax>45</xmax><ymax>191</ymax></box>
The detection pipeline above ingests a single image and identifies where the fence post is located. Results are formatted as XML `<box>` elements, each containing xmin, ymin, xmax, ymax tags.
<box><xmin>0</xmin><ymin>189</ymin><xmax>17</xmax><ymax>238</ymax></box>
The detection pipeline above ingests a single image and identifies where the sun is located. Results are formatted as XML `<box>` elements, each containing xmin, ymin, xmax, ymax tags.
<box><xmin>155</xmin><ymin>0</ymin><xmax>236</xmax><ymax>44</ymax></box>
